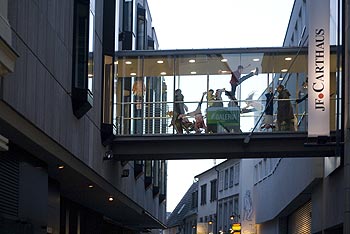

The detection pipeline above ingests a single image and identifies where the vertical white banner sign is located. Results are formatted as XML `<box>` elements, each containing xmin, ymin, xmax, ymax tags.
<box><xmin>308</xmin><ymin>0</ymin><xmax>330</xmax><ymax>137</ymax></box>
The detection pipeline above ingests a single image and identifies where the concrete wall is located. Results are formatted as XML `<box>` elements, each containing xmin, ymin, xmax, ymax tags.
<box><xmin>254</xmin><ymin>157</ymin><xmax>323</xmax><ymax>223</ymax></box>
<box><xmin>4</xmin><ymin>0</ymin><xmax>164</xmax><ymax>222</ymax></box>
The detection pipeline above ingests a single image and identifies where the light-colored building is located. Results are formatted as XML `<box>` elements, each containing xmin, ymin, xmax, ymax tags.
<box><xmin>193</xmin><ymin>159</ymin><xmax>256</xmax><ymax>234</ymax></box>
<box><xmin>253</xmin><ymin>0</ymin><xmax>344</xmax><ymax>233</ymax></box>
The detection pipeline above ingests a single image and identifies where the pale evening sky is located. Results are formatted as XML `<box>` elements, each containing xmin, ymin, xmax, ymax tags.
<box><xmin>147</xmin><ymin>0</ymin><xmax>295</xmax><ymax>212</ymax></box>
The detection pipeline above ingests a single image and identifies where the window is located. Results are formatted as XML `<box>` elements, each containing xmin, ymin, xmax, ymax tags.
<box><xmin>120</xmin><ymin>0</ymin><xmax>133</xmax><ymax>50</ymax></box>
<box><xmin>224</xmin><ymin>169</ymin><xmax>229</xmax><ymax>189</ymax></box>
<box><xmin>191</xmin><ymin>191</ymin><xmax>198</xmax><ymax>209</ymax></box>
<box><xmin>229</xmin><ymin>166</ymin><xmax>234</xmax><ymax>187</ymax></box>
<box><xmin>200</xmin><ymin>184</ymin><xmax>207</xmax><ymax>205</ymax></box>
<box><xmin>88</xmin><ymin>0</ymin><xmax>95</xmax><ymax>93</ymax></box>
<box><xmin>101</xmin><ymin>0</ymin><xmax>116</xmax><ymax>143</ymax></box>
<box><xmin>234</xmin><ymin>197</ymin><xmax>239</xmax><ymax>215</ymax></box>
<box><xmin>144</xmin><ymin>160</ymin><xmax>152</xmax><ymax>188</ymax></box>
<box><xmin>234</xmin><ymin>163</ymin><xmax>240</xmax><ymax>185</ymax></box>
<box><xmin>152</xmin><ymin>160</ymin><xmax>160</xmax><ymax>196</ymax></box>
<box><xmin>71</xmin><ymin>0</ymin><xmax>94</xmax><ymax>118</ymax></box>
<box><xmin>159</xmin><ymin>160</ymin><xmax>167</xmax><ymax>203</ymax></box>
<box><xmin>134</xmin><ymin>160</ymin><xmax>143</xmax><ymax>178</ymax></box>
<box><xmin>254</xmin><ymin>164</ymin><xmax>258</xmax><ymax>183</ymax></box>
<box><xmin>136</xmin><ymin>4</ymin><xmax>146</xmax><ymax>50</ymax></box>
<box><xmin>219</xmin><ymin>171</ymin><xmax>224</xmax><ymax>191</ymax></box>
<box><xmin>210</xmin><ymin>179</ymin><xmax>217</xmax><ymax>202</ymax></box>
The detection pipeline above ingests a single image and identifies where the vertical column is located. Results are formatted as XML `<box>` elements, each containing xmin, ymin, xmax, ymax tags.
<box><xmin>344</xmin><ymin>1</ymin><xmax>350</xmax><ymax>233</ymax></box>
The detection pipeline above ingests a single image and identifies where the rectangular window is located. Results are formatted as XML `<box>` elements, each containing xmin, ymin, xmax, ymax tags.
<box><xmin>159</xmin><ymin>160</ymin><xmax>167</xmax><ymax>203</ymax></box>
<box><xmin>229</xmin><ymin>200</ymin><xmax>233</xmax><ymax>218</ymax></box>
<box><xmin>136</xmin><ymin>5</ymin><xmax>146</xmax><ymax>50</ymax></box>
<box><xmin>219</xmin><ymin>171</ymin><xmax>224</xmax><ymax>191</ymax></box>
<box><xmin>191</xmin><ymin>191</ymin><xmax>198</xmax><ymax>209</ymax></box>
<box><xmin>234</xmin><ymin>163</ymin><xmax>240</xmax><ymax>185</ymax></box>
<box><xmin>73</xmin><ymin>0</ymin><xmax>89</xmax><ymax>90</ymax></box>
<box><xmin>101</xmin><ymin>0</ymin><xmax>116</xmax><ymax>140</ymax></box>
<box><xmin>200</xmin><ymin>184</ymin><xmax>207</xmax><ymax>205</ymax></box>
<box><xmin>254</xmin><ymin>164</ymin><xmax>258</xmax><ymax>183</ymax></box>
<box><xmin>210</xmin><ymin>179</ymin><xmax>217</xmax><ymax>202</ymax></box>
<box><xmin>71</xmin><ymin>0</ymin><xmax>93</xmax><ymax>118</ymax></box>
<box><xmin>223</xmin><ymin>202</ymin><xmax>228</xmax><ymax>229</ymax></box>
<box><xmin>144</xmin><ymin>160</ymin><xmax>152</xmax><ymax>189</ymax></box>
<box><xmin>234</xmin><ymin>197</ymin><xmax>239</xmax><ymax>215</ymax></box>
<box><xmin>218</xmin><ymin>203</ymin><xmax>223</xmax><ymax>230</ymax></box>
<box><xmin>134</xmin><ymin>160</ymin><xmax>143</xmax><ymax>178</ymax></box>
<box><xmin>224</xmin><ymin>169</ymin><xmax>229</xmax><ymax>189</ymax></box>
<box><xmin>229</xmin><ymin>166</ymin><xmax>234</xmax><ymax>187</ymax></box>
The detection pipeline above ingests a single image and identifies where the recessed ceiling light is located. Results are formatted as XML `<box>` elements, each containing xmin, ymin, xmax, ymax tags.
<box><xmin>189</xmin><ymin>59</ymin><xmax>196</xmax><ymax>63</ymax></box>
<box><xmin>58</xmin><ymin>165</ymin><xmax>64</xmax><ymax>169</ymax></box>
<box><xmin>108</xmin><ymin>196</ymin><xmax>114</xmax><ymax>202</ymax></box>
<box><xmin>130</xmin><ymin>72</ymin><xmax>136</xmax><ymax>76</ymax></box>
<box><xmin>157</xmin><ymin>60</ymin><xmax>164</xmax><ymax>64</ymax></box>
<box><xmin>221</xmin><ymin>58</ymin><xmax>228</xmax><ymax>62</ymax></box>
<box><xmin>285</xmin><ymin>57</ymin><xmax>292</xmax><ymax>61</ymax></box>
<box><xmin>125</xmin><ymin>61</ymin><xmax>132</xmax><ymax>65</ymax></box>
<box><xmin>278</xmin><ymin>77</ymin><xmax>284</xmax><ymax>80</ymax></box>
<box><xmin>220</xmin><ymin>70</ymin><xmax>229</xmax><ymax>74</ymax></box>
<box><xmin>281</xmin><ymin>69</ymin><xmax>288</xmax><ymax>72</ymax></box>
<box><xmin>190</xmin><ymin>71</ymin><xmax>197</xmax><ymax>75</ymax></box>
<box><xmin>160</xmin><ymin>72</ymin><xmax>167</xmax><ymax>75</ymax></box>
<box><xmin>88</xmin><ymin>185</ymin><xmax>94</xmax><ymax>188</ymax></box>
<box><xmin>253</xmin><ymin>58</ymin><xmax>260</xmax><ymax>62</ymax></box>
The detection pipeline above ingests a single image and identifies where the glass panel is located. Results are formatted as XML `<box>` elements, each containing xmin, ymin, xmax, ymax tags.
<box><xmin>114</xmin><ymin>47</ymin><xmax>341</xmax><ymax>136</ymax></box>
<box><xmin>103</xmin><ymin>56</ymin><xmax>113</xmax><ymax>124</ymax></box>
<box><xmin>88</xmin><ymin>5</ymin><xmax>95</xmax><ymax>93</ymax></box>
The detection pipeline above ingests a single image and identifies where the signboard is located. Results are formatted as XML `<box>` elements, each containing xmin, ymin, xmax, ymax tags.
<box><xmin>231</xmin><ymin>223</ymin><xmax>241</xmax><ymax>234</ymax></box>
<box><xmin>308</xmin><ymin>0</ymin><xmax>330</xmax><ymax>137</ymax></box>
<box><xmin>207</xmin><ymin>107</ymin><xmax>240</xmax><ymax>127</ymax></box>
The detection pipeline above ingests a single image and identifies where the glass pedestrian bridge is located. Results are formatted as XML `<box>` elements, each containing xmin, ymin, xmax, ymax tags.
<box><xmin>111</xmin><ymin>46</ymin><xmax>342</xmax><ymax>160</ymax></box>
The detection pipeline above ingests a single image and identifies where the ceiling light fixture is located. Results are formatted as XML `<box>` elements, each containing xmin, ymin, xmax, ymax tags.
<box><xmin>160</xmin><ymin>72</ymin><xmax>167</xmax><ymax>75</ymax></box>
<box><xmin>221</xmin><ymin>58</ymin><xmax>228</xmax><ymax>62</ymax></box>
<box><xmin>108</xmin><ymin>196</ymin><xmax>114</xmax><ymax>202</ymax></box>
<box><xmin>130</xmin><ymin>72</ymin><xmax>136</xmax><ymax>76</ymax></box>
<box><xmin>281</xmin><ymin>69</ymin><xmax>288</xmax><ymax>72</ymax></box>
<box><xmin>157</xmin><ymin>60</ymin><xmax>164</xmax><ymax>64</ymax></box>
<box><xmin>285</xmin><ymin>57</ymin><xmax>292</xmax><ymax>61</ymax></box>
<box><xmin>253</xmin><ymin>58</ymin><xmax>260</xmax><ymax>62</ymax></box>
<box><xmin>190</xmin><ymin>71</ymin><xmax>197</xmax><ymax>75</ymax></box>
<box><xmin>125</xmin><ymin>61</ymin><xmax>132</xmax><ymax>65</ymax></box>
<box><xmin>189</xmin><ymin>59</ymin><xmax>196</xmax><ymax>63</ymax></box>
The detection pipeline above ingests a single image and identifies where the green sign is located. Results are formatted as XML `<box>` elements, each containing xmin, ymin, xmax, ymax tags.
<box><xmin>207</xmin><ymin>107</ymin><xmax>240</xmax><ymax>127</ymax></box>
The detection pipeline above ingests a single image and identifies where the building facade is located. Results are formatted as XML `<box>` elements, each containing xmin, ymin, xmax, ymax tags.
<box><xmin>0</xmin><ymin>0</ymin><xmax>166</xmax><ymax>233</ymax></box>
<box><xmin>189</xmin><ymin>159</ymin><xmax>256</xmax><ymax>234</ymax></box>
<box><xmin>253</xmin><ymin>0</ymin><xmax>344</xmax><ymax>233</ymax></box>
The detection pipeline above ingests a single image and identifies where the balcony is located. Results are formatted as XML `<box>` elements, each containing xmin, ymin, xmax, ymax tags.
<box><xmin>111</xmin><ymin>46</ymin><xmax>342</xmax><ymax>159</ymax></box>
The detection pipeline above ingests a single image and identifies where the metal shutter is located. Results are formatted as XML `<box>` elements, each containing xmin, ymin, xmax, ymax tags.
<box><xmin>0</xmin><ymin>154</ymin><xmax>19</xmax><ymax>217</ymax></box>
<box><xmin>287</xmin><ymin>200</ymin><xmax>312</xmax><ymax>234</ymax></box>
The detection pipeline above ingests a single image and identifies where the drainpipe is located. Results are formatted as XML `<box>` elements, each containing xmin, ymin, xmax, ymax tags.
<box><xmin>214</xmin><ymin>166</ymin><xmax>219</xmax><ymax>234</ymax></box>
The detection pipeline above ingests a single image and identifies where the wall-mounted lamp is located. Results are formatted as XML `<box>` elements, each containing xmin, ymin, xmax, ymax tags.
<box><xmin>121</xmin><ymin>169</ymin><xmax>129</xmax><ymax>177</ymax></box>
<box><xmin>229</xmin><ymin>213</ymin><xmax>240</xmax><ymax>221</ymax></box>
<box><xmin>103</xmin><ymin>150</ymin><xmax>114</xmax><ymax>160</ymax></box>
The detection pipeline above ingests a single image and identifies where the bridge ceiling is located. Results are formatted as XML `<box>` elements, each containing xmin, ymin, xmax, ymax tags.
<box><xmin>116</xmin><ymin>46</ymin><xmax>338</xmax><ymax>77</ymax></box>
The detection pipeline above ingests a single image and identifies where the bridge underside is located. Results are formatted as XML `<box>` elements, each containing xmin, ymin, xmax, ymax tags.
<box><xmin>112</xmin><ymin>132</ymin><xmax>342</xmax><ymax>160</ymax></box>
